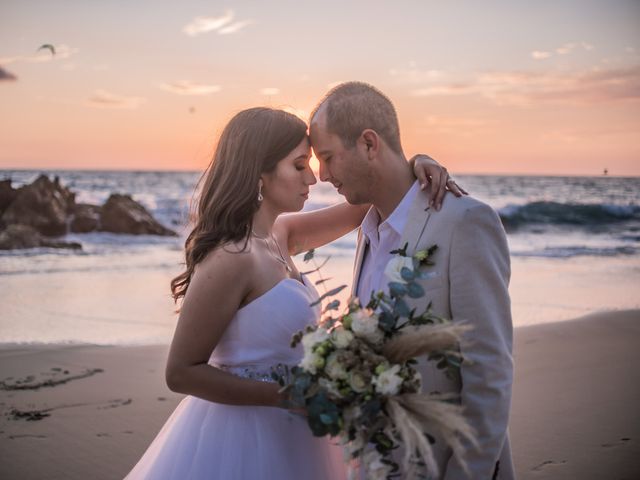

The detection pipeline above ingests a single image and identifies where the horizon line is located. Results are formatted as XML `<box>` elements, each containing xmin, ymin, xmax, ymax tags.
<box><xmin>1</xmin><ymin>166</ymin><xmax>637</xmax><ymax>179</ymax></box>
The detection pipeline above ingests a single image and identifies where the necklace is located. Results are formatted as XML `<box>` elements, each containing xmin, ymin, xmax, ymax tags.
<box><xmin>251</xmin><ymin>229</ymin><xmax>292</xmax><ymax>273</ymax></box>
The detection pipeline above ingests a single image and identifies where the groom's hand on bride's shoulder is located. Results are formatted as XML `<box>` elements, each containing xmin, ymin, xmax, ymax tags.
<box><xmin>410</xmin><ymin>154</ymin><xmax>468</xmax><ymax>211</ymax></box>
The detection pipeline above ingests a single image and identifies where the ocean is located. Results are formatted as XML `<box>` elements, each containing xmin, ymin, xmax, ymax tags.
<box><xmin>1</xmin><ymin>170</ymin><xmax>639</xmax><ymax>345</ymax></box>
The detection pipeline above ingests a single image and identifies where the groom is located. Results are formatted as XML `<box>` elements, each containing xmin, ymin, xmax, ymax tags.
<box><xmin>309</xmin><ymin>82</ymin><xmax>515</xmax><ymax>480</ymax></box>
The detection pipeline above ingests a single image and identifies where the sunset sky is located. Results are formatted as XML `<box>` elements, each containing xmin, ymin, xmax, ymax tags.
<box><xmin>1</xmin><ymin>0</ymin><xmax>639</xmax><ymax>175</ymax></box>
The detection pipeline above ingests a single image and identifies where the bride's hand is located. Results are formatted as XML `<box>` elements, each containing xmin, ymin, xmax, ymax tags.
<box><xmin>277</xmin><ymin>389</ymin><xmax>307</xmax><ymax>417</ymax></box>
<box><xmin>287</xmin><ymin>406</ymin><xmax>308</xmax><ymax>419</ymax></box>
<box><xmin>409</xmin><ymin>154</ymin><xmax>468</xmax><ymax>210</ymax></box>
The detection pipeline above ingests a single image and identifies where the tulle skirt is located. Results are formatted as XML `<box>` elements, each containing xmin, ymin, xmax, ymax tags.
<box><xmin>125</xmin><ymin>396</ymin><xmax>348</xmax><ymax>480</ymax></box>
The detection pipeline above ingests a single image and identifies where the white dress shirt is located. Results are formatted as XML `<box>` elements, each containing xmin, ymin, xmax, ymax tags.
<box><xmin>356</xmin><ymin>180</ymin><xmax>420</xmax><ymax>305</ymax></box>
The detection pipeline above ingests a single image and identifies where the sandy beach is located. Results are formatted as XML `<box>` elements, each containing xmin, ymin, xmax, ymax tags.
<box><xmin>1</xmin><ymin>309</ymin><xmax>638</xmax><ymax>480</ymax></box>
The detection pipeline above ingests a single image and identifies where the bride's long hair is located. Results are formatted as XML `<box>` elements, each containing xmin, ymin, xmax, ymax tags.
<box><xmin>171</xmin><ymin>107</ymin><xmax>308</xmax><ymax>303</ymax></box>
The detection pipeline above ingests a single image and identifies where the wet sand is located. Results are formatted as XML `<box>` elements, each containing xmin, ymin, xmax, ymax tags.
<box><xmin>0</xmin><ymin>310</ymin><xmax>638</xmax><ymax>479</ymax></box>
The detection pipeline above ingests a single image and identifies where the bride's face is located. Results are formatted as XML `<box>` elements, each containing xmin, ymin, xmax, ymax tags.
<box><xmin>261</xmin><ymin>137</ymin><xmax>317</xmax><ymax>213</ymax></box>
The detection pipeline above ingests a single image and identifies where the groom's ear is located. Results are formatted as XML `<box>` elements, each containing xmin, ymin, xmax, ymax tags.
<box><xmin>360</xmin><ymin>129</ymin><xmax>379</xmax><ymax>159</ymax></box>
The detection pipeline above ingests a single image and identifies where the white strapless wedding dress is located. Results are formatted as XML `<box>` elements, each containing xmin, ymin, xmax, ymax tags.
<box><xmin>125</xmin><ymin>276</ymin><xmax>347</xmax><ymax>479</ymax></box>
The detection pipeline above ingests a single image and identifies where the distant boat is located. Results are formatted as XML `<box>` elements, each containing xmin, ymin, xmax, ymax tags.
<box><xmin>603</xmin><ymin>168</ymin><xmax>608</xmax><ymax>176</ymax></box>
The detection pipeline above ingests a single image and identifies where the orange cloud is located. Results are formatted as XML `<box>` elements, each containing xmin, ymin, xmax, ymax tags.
<box><xmin>531</xmin><ymin>41</ymin><xmax>594</xmax><ymax>60</ymax></box>
<box><xmin>218</xmin><ymin>20</ymin><xmax>254</xmax><ymax>35</ymax></box>
<box><xmin>86</xmin><ymin>90</ymin><xmax>146</xmax><ymax>109</ymax></box>
<box><xmin>183</xmin><ymin>11</ymin><xmax>253</xmax><ymax>36</ymax></box>
<box><xmin>260</xmin><ymin>87</ymin><xmax>280</xmax><ymax>96</ymax></box>
<box><xmin>159</xmin><ymin>81</ymin><xmax>221</xmax><ymax>95</ymax></box>
<box><xmin>410</xmin><ymin>65</ymin><xmax>640</xmax><ymax>106</ymax></box>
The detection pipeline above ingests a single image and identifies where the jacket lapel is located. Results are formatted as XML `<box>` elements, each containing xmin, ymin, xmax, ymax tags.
<box><xmin>351</xmin><ymin>227</ymin><xmax>367</xmax><ymax>298</ymax></box>
<box><xmin>398</xmin><ymin>188</ymin><xmax>433</xmax><ymax>257</ymax></box>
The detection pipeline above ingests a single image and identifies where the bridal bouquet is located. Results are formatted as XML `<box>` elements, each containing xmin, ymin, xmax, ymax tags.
<box><xmin>280</xmin><ymin>245</ymin><xmax>476</xmax><ymax>480</ymax></box>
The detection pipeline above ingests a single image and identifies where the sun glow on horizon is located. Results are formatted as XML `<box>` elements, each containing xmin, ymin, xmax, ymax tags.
<box><xmin>1</xmin><ymin>1</ymin><xmax>638</xmax><ymax>176</ymax></box>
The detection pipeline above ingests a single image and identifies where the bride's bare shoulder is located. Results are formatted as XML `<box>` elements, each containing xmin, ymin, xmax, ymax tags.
<box><xmin>194</xmin><ymin>240</ymin><xmax>256</xmax><ymax>280</ymax></box>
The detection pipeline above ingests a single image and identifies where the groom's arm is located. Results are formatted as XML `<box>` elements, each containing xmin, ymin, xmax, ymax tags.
<box><xmin>444</xmin><ymin>203</ymin><xmax>513</xmax><ymax>479</ymax></box>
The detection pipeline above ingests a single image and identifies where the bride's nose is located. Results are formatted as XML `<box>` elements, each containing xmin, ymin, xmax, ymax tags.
<box><xmin>305</xmin><ymin>167</ymin><xmax>317</xmax><ymax>186</ymax></box>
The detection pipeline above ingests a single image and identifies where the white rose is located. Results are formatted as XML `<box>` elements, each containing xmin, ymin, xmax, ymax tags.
<box><xmin>325</xmin><ymin>352</ymin><xmax>348</xmax><ymax>380</ymax></box>
<box><xmin>300</xmin><ymin>350</ymin><xmax>321</xmax><ymax>374</ymax></box>
<box><xmin>384</xmin><ymin>255</ymin><xmax>414</xmax><ymax>283</ymax></box>
<box><xmin>350</xmin><ymin>309</ymin><xmax>383</xmax><ymax>344</ymax></box>
<box><xmin>301</xmin><ymin>328</ymin><xmax>329</xmax><ymax>351</ymax></box>
<box><xmin>372</xmin><ymin>364</ymin><xmax>404</xmax><ymax>396</ymax></box>
<box><xmin>348</xmin><ymin>371</ymin><xmax>369</xmax><ymax>393</ymax></box>
<box><xmin>331</xmin><ymin>326</ymin><xmax>354</xmax><ymax>348</ymax></box>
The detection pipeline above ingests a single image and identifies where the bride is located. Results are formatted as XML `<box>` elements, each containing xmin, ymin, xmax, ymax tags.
<box><xmin>124</xmin><ymin>107</ymin><xmax>459</xmax><ymax>479</ymax></box>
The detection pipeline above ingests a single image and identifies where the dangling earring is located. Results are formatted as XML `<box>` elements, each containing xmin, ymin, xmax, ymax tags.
<box><xmin>257</xmin><ymin>180</ymin><xmax>264</xmax><ymax>202</ymax></box>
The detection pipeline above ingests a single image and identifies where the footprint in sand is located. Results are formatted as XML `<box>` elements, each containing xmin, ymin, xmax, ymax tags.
<box><xmin>0</xmin><ymin>368</ymin><xmax>103</xmax><ymax>391</ymax></box>
<box><xmin>8</xmin><ymin>434</ymin><xmax>47</xmax><ymax>439</ymax></box>
<box><xmin>601</xmin><ymin>437</ymin><xmax>631</xmax><ymax>448</ymax></box>
<box><xmin>98</xmin><ymin>398</ymin><xmax>133</xmax><ymax>410</ymax></box>
<box><xmin>6</xmin><ymin>408</ymin><xmax>51</xmax><ymax>421</ymax></box>
<box><xmin>531</xmin><ymin>460</ymin><xmax>568</xmax><ymax>471</ymax></box>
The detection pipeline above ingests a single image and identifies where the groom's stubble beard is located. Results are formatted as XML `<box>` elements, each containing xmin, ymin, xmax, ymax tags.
<box><xmin>341</xmin><ymin>152</ymin><xmax>376</xmax><ymax>206</ymax></box>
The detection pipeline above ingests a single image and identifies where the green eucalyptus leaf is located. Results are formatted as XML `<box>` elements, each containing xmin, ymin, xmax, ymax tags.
<box><xmin>303</xmin><ymin>249</ymin><xmax>315</xmax><ymax>262</ymax></box>
<box><xmin>388</xmin><ymin>282</ymin><xmax>407</xmax><ymax>297</ymax></box>
<box><xmin>310</xmin><ymin>285</ymin><xmax>347</xmax><ymax>306</ymax></box>
<box><xmin>393</xmin><ymin>298</ymin><xmax>410</xmax><ymax>318</ymax></box>
<box><xmin>400</xmin><ymin>267</ymin><xmax>415</xmax><ymax>281</ymax></box>
<box><xmin>300</xmin><ymin>256</ymin><xmax>331</xmax><ymax>275</ymax></box>
<box><xmin>319</xmin><ymin>413</ymin><xmax>335</xmax><ymax>425</ymax></box>
<box><xmin>407</xmin><ymin>282</ymin><xmax>425</xmax><ymax>298</ymax></box>
<box><xmin>323</xmin><ymin>299</ymin><xmax>340</xmax><ymax>312</ymax></box>
<box><xmin>378</xmin><ymin>311</ymin><xmax>397</xmax><ymax>332</ymax></box>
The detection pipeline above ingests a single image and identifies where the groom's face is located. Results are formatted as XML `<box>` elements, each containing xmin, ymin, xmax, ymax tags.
<box><xmin>309</xmin><ymin>110</ymin><xmax>371</xmax><ymax>205</ymax></box>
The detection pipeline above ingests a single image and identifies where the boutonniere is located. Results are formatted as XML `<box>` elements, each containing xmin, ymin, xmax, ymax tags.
<box><xmin>384</xmin><ymin>243</ymin><xmax>439</xmax><ymax>284</ymax></box>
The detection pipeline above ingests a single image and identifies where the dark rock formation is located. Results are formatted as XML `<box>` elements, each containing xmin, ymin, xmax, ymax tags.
<box><xmin>0</xmin><ymin>225</ymin><xmax>81</xmax><ymax>250</ymax></box>
<box><xmin>0</xmin><ymin>175</ymin><xmax>177</xmax><ymax>250</ymax></box>
<box><xmin>100</xmin><ymin>194</ymin><xmax>176</xmax><ymax>236</ymax></box>
<box><xmin>70</xmin><ymin>203</ymin><xmax>101</xmax><ymax>233</ymax></box>
<box><xmin>0</xmin><ymin>179</ymin><xmax>18</xmax><ymax>216</ymax></box>
<box><xmin>1</xmin><ymin>175</ymin><xmax>75</xmax><ymax>236</ymax></box>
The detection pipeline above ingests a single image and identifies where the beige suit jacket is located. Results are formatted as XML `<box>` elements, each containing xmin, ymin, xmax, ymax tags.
<box><xmin>352</xmin><ymin>188</ymin><xmax>515</xmax><ymax>480</ymax></box>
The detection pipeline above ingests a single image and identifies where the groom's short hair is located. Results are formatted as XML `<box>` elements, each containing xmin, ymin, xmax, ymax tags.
<box><xmin>311</xmin><ymin>81</ymin><xmax>402</xmax><ymax>154</ymax></box>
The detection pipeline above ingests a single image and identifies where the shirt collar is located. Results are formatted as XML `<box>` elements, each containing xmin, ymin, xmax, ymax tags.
<box><xmin>360</xmin><ymin>180</ymin><xmax>420</xmax><ymax>244</ymax></box>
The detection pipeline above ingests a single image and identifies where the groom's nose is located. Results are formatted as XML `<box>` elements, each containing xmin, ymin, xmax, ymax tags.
<box><xmin>318</xmin><ymin>159</ymin><xmax>330</xmax><ymax>183</ymax></box>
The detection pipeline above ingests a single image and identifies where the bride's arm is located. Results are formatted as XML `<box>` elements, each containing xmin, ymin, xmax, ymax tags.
<box><xmin>276</xmin><ymin>154</ymin><xmax>466</xmax><ymax>255</ymax></box>
<box><xmin>165</xmin><ymin>247</ymin><xmax>285</xmax><ymax>408</ymax></box>
<box><xmin>276</xmin><ymin>202</ymin><xmax>369</xmax><ymax>255</ymax></box>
